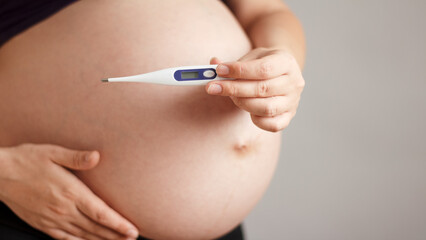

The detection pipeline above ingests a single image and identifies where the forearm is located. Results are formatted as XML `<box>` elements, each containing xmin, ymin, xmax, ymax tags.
<box><xmin>247</xmin><ymin>9</ymin><xmax>306</xmax><ymax>69</ymax></box>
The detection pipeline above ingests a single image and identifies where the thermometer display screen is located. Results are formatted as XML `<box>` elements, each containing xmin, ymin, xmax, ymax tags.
<box><xmin>181</xmin><ymin>71</ymin><xmax>199</xmax><ymax>79</ymax></box>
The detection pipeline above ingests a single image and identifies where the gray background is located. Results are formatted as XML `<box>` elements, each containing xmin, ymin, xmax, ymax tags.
<box><xmin>244</xmin><ymin>0</ymin><xmax>426</xmax><ymax>239</ymax></box>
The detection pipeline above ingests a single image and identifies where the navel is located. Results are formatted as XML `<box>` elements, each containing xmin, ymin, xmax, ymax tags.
<box><xmin>232</xmin><ymin>142</ymin><xmax>254</xmax><ymax>158</ymax></box>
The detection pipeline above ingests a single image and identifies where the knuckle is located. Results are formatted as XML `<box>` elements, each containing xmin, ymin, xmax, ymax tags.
<box><xmin>94</xmin><ymin>210</ymin><xmax>108</xmax><ymax>224</ymax></box>
<box><xmin>264</xmin><ymin>104</ymin><xmax>278</xmax><ymax>117</ymax></box>
<box><xmin>257</xmin><ymin>81</ymin><xmax>269</xmax><ymax>97</ymax></box>
<box><xmin>72</xmin><ymin>152</ymin><xmax>82</xmax><ymax>168</ymax></box>
<box><xmin>62</xmin><ymin>188</ymin><xmax>77</xmax><ymax>201</ymax></box>
<box><xmin>47</xmin><ymin>203</ymin><xmax>68</xmax><ymax>217</ymax></box>
<box><xmin>234</xmin><ymin>62</ymin><xmax>243</xmax><ymax>77</ymax></box>
<box><xmin>259</xmin><ymin>61</ymin><xmax>273</xmax><ymax>78</ymax></box>
<box><xmin>228</xmin><ymin>83</ymin><xmax>239</xmax><ymax>96</ymax></box>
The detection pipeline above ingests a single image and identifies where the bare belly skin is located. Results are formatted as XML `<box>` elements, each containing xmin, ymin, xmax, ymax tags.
<box><xmin>0</xmin><ymin>0</ymin><xmax>281</xmax><ymax>239</ymax></box>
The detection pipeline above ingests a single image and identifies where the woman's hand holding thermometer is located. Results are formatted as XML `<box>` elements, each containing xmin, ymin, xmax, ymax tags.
<box><xmin>206</xmin><ymin>48</ymin><xmax>305</xmax><ymax>132</ymax></box>
<box><xmin>101</xmin><ymin>48</ymin><xmax>304</xmax><ymax>132</ymax></box>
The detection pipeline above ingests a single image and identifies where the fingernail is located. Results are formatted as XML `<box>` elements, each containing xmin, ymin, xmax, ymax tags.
<box><xmin>207</xmin><ymin>84</ymin><xmax>222</xmax><ymax>94</ymax></box>
<box><xmin>126</xmin><ymin>229</ymin><xmax>139</xmax><ymax>238</ymax></box>
<box><xmin>216</xmin><ymin>65</ymin><xmax>229</xmax><ymax>75</ymax></box>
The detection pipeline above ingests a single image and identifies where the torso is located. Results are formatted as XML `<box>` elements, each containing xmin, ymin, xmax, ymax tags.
<box><xmin>0</xmin><ymin>1</ymin><xmax>281</xmax><ymax>239</ymax></box>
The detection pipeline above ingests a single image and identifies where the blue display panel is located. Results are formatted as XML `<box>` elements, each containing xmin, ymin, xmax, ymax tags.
<box><xmin>174</xmin><ymin>68</ymin><xmax>217</xmax><ymax>81</ymax></box>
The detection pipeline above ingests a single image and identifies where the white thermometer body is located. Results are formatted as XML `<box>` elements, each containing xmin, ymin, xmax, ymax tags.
<box><xmin>101</xmin><ymin>65</ymin><xmax>228</xmax><ymax>86</ymax></box>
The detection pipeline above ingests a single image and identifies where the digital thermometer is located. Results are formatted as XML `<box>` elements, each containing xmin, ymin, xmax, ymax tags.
<box><xmin>101</xmin><ymin>65</ymin><xmax>228</xmax><ymax>86</ymax></box>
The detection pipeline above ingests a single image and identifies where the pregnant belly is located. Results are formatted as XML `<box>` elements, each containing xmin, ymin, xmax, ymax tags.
<box><xmin>0</xmin><ymin>0</ymin><xmax>281</xmax><ymax>239</ymax></box>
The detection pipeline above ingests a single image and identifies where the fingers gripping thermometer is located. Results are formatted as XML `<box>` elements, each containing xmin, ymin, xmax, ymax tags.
<box><xmin>101</xmin><ymin>65</ymin><xmax>228</xmax><ymax>86</ymax></box>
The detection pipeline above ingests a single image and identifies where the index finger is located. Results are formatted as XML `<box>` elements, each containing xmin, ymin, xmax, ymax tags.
<box><xmin>216</xmin><ymin>53</ymin><xmax>294</xmax><ymax>80</ymax></box>
<box><xmin>76</xmin><ymin>190</ymin><xmax>139</xmax><ymax>239</ymax></box>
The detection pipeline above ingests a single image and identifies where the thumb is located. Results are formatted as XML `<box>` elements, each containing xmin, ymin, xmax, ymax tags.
<box><xmin>49</xmin><ymin>146</ymin><xmax>100</xmax><ymax>170</ymax></box>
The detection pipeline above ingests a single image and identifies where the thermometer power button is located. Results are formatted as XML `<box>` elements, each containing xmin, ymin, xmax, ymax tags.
<box><xmin>203</xmin><ymin>70</ymin><xmax>215</xmax><ymax>78</ymax></box>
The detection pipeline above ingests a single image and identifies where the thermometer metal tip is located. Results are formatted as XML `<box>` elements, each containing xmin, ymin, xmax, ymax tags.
<box><xmin>101</xmin><ymin>78</ymin><xmax>109</xmax><ymax>82</ymax></box>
